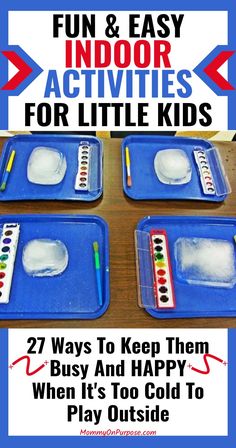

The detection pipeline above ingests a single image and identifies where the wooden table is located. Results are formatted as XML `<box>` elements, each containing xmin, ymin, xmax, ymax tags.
<box><xmin>0</xmin><ymin>137</ymin><xmax>236</xmax><ymax>329</ymax></box>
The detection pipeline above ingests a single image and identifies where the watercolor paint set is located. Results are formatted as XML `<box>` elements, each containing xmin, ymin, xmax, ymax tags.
<box><xmin>0</xmin><ymin>135</ymin><xmax>103</xmax><ymax>201</ymax></box>
<box><xmin>0</xmin><ymin>215</ymin><xmax>110</xmax><ymax>320</ymax></box>
<box><xmin>122</xmin><ymin>135</ymin><xmax>231</xmax><ymax>202</ymax></box>
<box><xmin>135</xmin><ymin>216</ymin><xmax>236</xmax><ymax>318</ymax></box>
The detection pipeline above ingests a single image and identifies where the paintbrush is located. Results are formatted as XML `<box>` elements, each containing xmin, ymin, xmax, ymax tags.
<box><xmin>0</xmin><ymin>149</ymin><xmax>16</xmax><ymax>192</ymax></box>
<box><xmin>125</xmin><ymin>146</ymin><xmax>132</xmax><ymax>187</ymax></box>
<box><xmin>93</xmin><ymin>241</ymin><xmax>103</xmax><ymax>306</ymax></box>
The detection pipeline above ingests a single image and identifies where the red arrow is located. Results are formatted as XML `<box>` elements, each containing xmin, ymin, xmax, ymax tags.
<box><xmin>1</xmin><ymin>50</ymin><xmax>33</xmax><ymax>90</ymax></box>
<box><xmin>203</xmin><ymin>50</ymin><xmax>235</xmax><ymax>90</ymax></box>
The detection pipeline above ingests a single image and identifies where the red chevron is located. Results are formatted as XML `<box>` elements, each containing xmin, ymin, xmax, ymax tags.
<box><xmin>203</xmin><ymin>50</ymin><xmax>235</xmax><ymax>90</ymax></box>
<box><xmin>1</xmin><ymin>50</ymin><xmax>33</xmax><ymax>90</ymax></box>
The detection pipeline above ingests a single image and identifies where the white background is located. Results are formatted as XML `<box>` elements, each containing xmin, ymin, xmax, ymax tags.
<box><xmin>8</xmin><ymin>10</ymin><xmax>228</xmax><ymax>130</ymax></box>
<box><xmin>8</xmin><ymin>328</ymin><xmax>228</xmax><ymax>436</ymax></box>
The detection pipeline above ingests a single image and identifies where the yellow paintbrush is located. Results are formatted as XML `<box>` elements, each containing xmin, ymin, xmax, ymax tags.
<box><xmin>0</xmin><ymin>150</ymin><xmax>16</xmax><ymax>192</ymax></box>
<box><xmin>125</xmin><ymin>146</ymin><xmax>132</xmax><ymax>187</ymax></box>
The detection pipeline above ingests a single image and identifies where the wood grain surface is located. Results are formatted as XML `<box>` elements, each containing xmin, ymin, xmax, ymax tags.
<box><xmin>0</xmin><ymin>137</ymin><xmax>236</xmax><ymax>328</ymax></box>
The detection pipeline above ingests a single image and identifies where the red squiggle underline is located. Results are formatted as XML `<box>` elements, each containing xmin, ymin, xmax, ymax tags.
<box><xmin>12</xmin><ymin>356</ymin><xmax>46</xmax><ymax>376</ymax></box>
<box><xmin>190</xmin><ymin>353</ymin><xmax>226</xmax><ymax>375</ymax></box>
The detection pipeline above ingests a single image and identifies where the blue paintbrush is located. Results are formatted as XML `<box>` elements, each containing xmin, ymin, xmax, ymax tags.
<box><xmin>93</xmin><ymin>241</ymin><xmax>103</xmax><ymax>306</ymax></box>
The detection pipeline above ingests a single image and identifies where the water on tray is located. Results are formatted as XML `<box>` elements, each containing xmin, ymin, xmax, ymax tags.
<box><xmin>22</xmin><ymin>239</ymin><xmax>68</xmax><ymax>277</ymax></box>
<box><xmin>27</xmin><ymin>147</ymin><xmax>67</xmax><ymax>185</ymax></box>
<box><xmin>154</xmin><ymin>149</ymin><xmax>192</xmax><ymax>185</ymax></box>
<box><xmin>175</xmin><ymin>237</ymin><xmax>236</xmax><ymax>288</ymax></box>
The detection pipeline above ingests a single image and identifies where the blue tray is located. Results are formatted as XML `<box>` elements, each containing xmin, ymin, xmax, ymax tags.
<box><xmin>0</xmin><ymin>135</ymin><xmax>103</xmax><ymax>201</ymax></box>
<box><xmin>0</xmin><ymin>214</ymin><xmax>110</xmax><ymax>320</ymax></box>
<box><xmin>137</xmin><ymin>215</ymin><xmax>236</xmax><ymax>319</ymax></box>
<box><xmin>122</xmin><ymin>135</ymin><xmax>228</xmax><ymax>202</ymax></box>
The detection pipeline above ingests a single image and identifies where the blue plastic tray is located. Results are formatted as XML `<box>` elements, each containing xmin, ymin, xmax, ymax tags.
<box><xmin>137</xmin><ymin>215</ymin><xmax>236</xmax><ymax>319</ymax></box>
<box><xmin>0</xmin><ymin>135</ymin><xmax>103</xmax><ymax>201</ymax></box>
<box><xmin>0</xmin><ymin>214</ymin><xmax>109</xmax><ymax>320</ymax></box>
<box><xmin>122</xmin><ymin>135</ymin><xmax>227</xmax><ymax>202</ymax></box>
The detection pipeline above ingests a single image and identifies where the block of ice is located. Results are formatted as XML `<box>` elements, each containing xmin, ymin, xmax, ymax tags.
<box><xmin>27</xmin><ymin>147</ymin><xmax>67</xmax><ymax>185</ymax></box>
<box><xmin>154</xmin><ymin>149</ymin><xmax>192</xmax><ymax>185</ymax></box>
<box><xmin>22</xmin><ymin>239</ymin><xmax>68</xmax><ymax>277</ymax></box>
<box><xmin>175</xmin><ymin>237</ymin><xmax>236</xmax><ymax>288</ymax></box>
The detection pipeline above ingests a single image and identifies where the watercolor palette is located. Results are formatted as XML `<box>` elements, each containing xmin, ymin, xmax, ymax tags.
<box><xmin>122</xmin><ymin>135</ymin><xmax>230</xmax><ymax>202</ymax></box>
<box><xmin>136</xmin><ymin>216</ymin><xmax>236</xmax><ymax>318</ymax></box>
<box><xmin>0</xmin><ymin>223</ymin><xmax>20</xmax><ymax>304</ymax></box>
<box><xmin>193</xmin><ymin>149</ymin><xmax>216</xmax><ymax>195</ymax></box>
<box><xmin>0</xmin><ymin>215</ymin><xmax>110</xmax><ymax>320</ymax></box>
<box><xmin>75</xmin><ymin>143</ymin><xmax>92</xmax><ymax>191</ymax></box>
<box><xmin>150</xmin><ymin>230</ymin><xmax>176</xmax><ymax>309</ymax></box>
<box><xmin>0</xmin><ymin>135</ymin><xmax>103</xmax><ymax>201</ymax></box>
